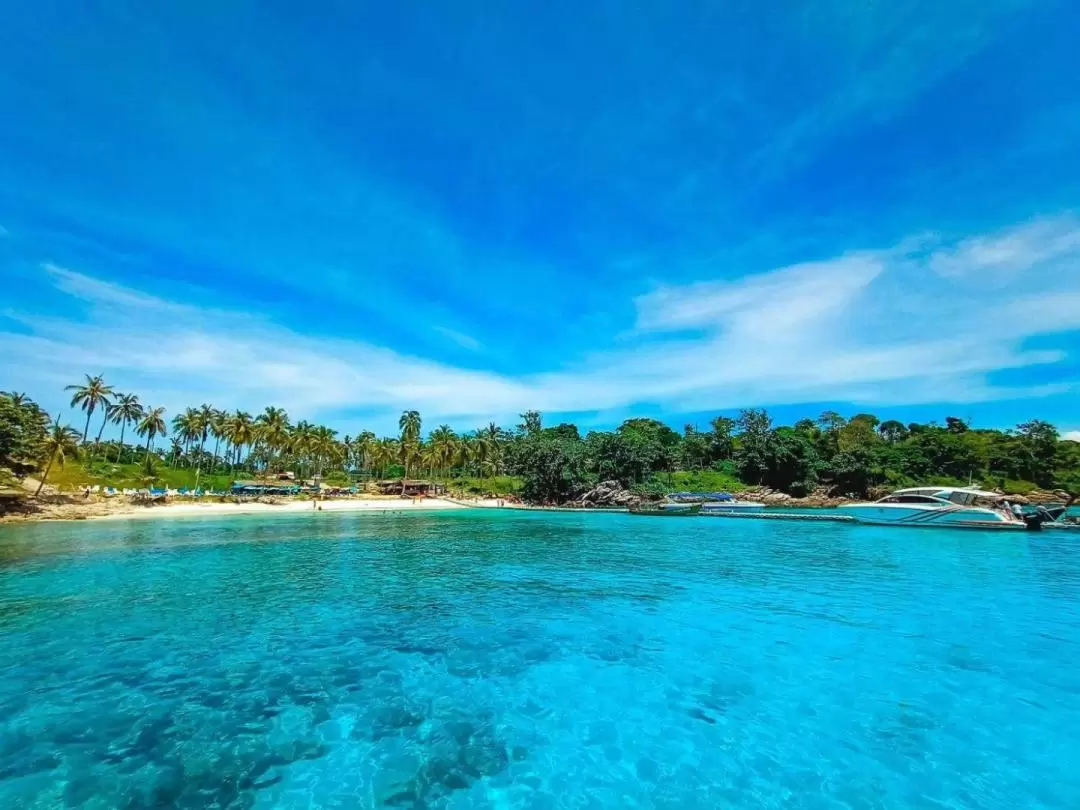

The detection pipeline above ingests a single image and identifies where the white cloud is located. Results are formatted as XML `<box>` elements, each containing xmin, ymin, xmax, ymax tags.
<box><xmin>1064</xmin><ymin>431</ymin><xmax>1080</xmax><ymax>443</ymax></box>
<box><xmin>928</xmin><ymin>216</ymin><xmax>1080</xmax><ymax>282</ymax></box>
<box><xmin>2</xmin><ymin>214</ymin><xmax>1079</xmax><ymax>433</ymax></box>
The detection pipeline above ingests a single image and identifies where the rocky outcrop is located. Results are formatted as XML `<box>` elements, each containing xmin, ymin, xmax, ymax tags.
<box><xmin>1020</xmin><ymin>489</ymin><xmax>1077</xmax><ymax>505</ymax></box>
<box><xmin>739</xmin><ymin>486</ymin><xmax>855</xmax><ymax>508</ymax></box>
<box><xmin>577</xmin><ymin>480</ymin><xmax>641</xmax><ymax>507</ymax></box>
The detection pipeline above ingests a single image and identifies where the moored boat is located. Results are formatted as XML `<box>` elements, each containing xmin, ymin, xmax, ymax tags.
<box><xmin>699</xmin><ymin>493</ymin><xmax>766</xmax><ymax>514</ymax></box>
<box><xmin>836</xmin><ymin>487</ymin><xmax>1027</xmax><ymax>530</ymax></box>
<box><xmin>629</xmin><ymin>502</ymin><xmax>702</xmax><ymax>517</ymax></box>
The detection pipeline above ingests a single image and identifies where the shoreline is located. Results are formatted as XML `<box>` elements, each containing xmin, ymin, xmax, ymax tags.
<box><xmin>1</xmin><ymin>494</ymin><xmax>636</xmax><ymax>525</ymax></box>
<box><xmin>0</xmin><ymin>497</ymin><xmax>469</xmax><ymax>525</ymax></box>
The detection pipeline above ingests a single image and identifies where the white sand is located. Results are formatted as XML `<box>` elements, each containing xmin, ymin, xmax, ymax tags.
<box><xmin>93</xmin><ymin>497</ymin><xmax>467</xmax><ymax>522</ymax></box>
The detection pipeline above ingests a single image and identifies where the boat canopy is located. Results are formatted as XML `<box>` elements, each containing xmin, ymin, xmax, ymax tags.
<box><xmin>893</xmin><ymin>486</ymin><xmax>1004</xmax><ymax>506</ymax></box>
<box><xmin>668</xmin><ymin>491</ymin><xmax>735</xmax><ymax>502</ymax></box>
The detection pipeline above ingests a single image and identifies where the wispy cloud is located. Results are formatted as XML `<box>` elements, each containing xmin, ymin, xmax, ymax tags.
<box><xmin>432</xmin><ymin>326</ymin><xmax>483</xmax><ymax>352</ymax></box>
<box><xmin>1065</xmin><ymin>431</ymin><xmax>1080</xmax><ymax>443</ymax></box>
<box><xmin>2</xmin><ymin>214</ymin><xmax>1078</xmax><ymax>431</ymax></box>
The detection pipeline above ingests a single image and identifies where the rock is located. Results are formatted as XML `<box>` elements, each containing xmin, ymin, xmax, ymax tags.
<box><xmin>577</xmin><ymin>480</ymin><xmax>641</xmax><ymax>507</ymax></box>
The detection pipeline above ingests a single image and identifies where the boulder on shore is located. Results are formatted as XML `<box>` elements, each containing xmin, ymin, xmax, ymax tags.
<box><xmin>740</xmin><ymin>486</ymin><xmax>854</xmax><ymax>508</ymax></box>
<box><xmin>578</xmin><ymin>480</ymin><xmax>641</xmax><ymax>507</ymax></box>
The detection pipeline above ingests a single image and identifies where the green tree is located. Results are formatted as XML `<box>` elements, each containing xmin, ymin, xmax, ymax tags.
<box><xmin>1016</xmin><ymin>420</ymin><xmax>1059</xmax><ymax>486</ymax></box>
<box><xmin>516</xmin><ymin>433</ymin><xmax>590</xmax><ymax>503</ymax></box>
<box><xmin>136</xmin><ymin>407</ymin><xmax>167</xmax><ymax>464</ymax></box>
<box><xmin>35</xmin><ymin>420</ymin><xmax>81</xmax><ymax>495</ymax></box>
<box><xmin>65</xmin><ymin>374</ymin><xmax>114</xmax><ymax>444</ymax></box>
<box><xmin>680</xmin><ymin>424</ymin><xmax>711</xmax><ymax>470</ymax></box>
<box><xmin>878</xmin><ymin>420</ymin><xmax>908</xmax><ymax>443</ymax></box>
<box><xmin>708</xmin><ymin>416</ymin><xmax>736</xmax><ymax>462</ymax></box>
<box><xmin>108</xmin><ymin>393</ymin><xmax>144</xmax><ymax>462</ymax></box>
<box><xmin>0</xmin><ymin>392</ymin><xmax>50</xmax><ymax>471</ymax></box>
<box><xmin>518</xmin><ymin>410</ymin><xmax>543</xmax><ymax>437</ymax></box>
<box><xmin>734</xmin><ymin>409</ymin><xmax>774</xmax><ymax>485</ymax></box>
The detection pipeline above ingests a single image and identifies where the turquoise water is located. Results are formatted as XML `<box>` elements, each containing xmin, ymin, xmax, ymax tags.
<box><xmin>1</xmin><ymin>511</ymin><xmax>1078</xmax><ymax>809</ymax></box>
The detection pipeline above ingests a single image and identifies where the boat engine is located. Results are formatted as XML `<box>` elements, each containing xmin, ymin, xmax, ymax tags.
<box><xmin>1022</xmin><ymin>506</ymin><xmax>1060</xmax><ymax>531</ymax></box>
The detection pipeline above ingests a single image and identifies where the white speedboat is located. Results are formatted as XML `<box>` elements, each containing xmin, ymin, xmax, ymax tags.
<box><xmin>836</xmin><ymin>487</ymin><xmax>1024</xmax><ymax>530</ymax></box>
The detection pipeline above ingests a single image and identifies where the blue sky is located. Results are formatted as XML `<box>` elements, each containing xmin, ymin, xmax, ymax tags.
<box><xmin>2</xmin><ymin>1</ymin><xmax>1079</xmax><ymax>438</ymax></box>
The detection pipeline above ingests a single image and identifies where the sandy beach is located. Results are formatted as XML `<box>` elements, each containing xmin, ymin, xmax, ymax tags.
<box><xmin>0</xmin><ymin>496</ymin><xmax>471</xmax><ymax>524</ymax></box>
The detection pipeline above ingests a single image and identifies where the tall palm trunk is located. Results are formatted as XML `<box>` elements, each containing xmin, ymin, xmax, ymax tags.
<box><xmin>115</xmin><ymin>420</ymin><xmax>127</xmax><ymax>463</ymax></box>
<box><xmin>95</xmin><ymin>411</ymin><xmax>109</xmax><ymax>446</ymax></box>
<box><xmin>145</xmin><ymin>434</ymin><xmax>154</xmax><ymax>464</ymax></box>
<box><xmin>82</xmin><ymin>409</ymin><xmax>92</xmax><ymax>444</ymax></box>
<box><xmin>35</xmin><ymin>455</ymin><xmax>56</xmax><ymax>496</ymax></box>
<box><xmin>211</xmin><ymin>436</ymin><xmax>221</xmax><ymax>470</ymax></box>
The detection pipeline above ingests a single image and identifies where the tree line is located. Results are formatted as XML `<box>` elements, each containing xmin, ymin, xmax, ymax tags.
<box><xmin>1</xmin><ymin>375</ymin><xmax>1077</xmax><ymax>501</ymax></box>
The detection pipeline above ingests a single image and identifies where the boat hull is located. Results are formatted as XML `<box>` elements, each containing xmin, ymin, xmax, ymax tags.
<box><xmin>700</xmin><ymin>502</ymin><xmax>766</xmax><ymax>514</ymax></box>
<box><xmin>836</xmin><ymin>503</ymin><xmax>1023</xmax><ymax>530</ymax></box>
<box><xmin>629</xmin><ymin>504</ymin><xmax>701</xmax><ymax>517</ymax></box>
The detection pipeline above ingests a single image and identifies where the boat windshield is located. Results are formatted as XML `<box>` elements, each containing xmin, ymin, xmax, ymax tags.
<box><xmin>878</xmin><ymin>494</ymin><xmax>947</xmax><ymax>505</ymax></box>
<box><xmin>937</xmin><ymin>490</ymin><xmax>1000</xmax><ymax>507</ymax></box>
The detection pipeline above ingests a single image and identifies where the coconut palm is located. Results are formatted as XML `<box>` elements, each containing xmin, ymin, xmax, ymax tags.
<box><xmin>399</xmin><ymin>439</ymin><xmax>421</xmax><ymax>493</ymax></box>
<box><xmin>136</xmin><ymin>407</ymin><xmax>167</xmax><ymax>464</ymax></box>
<box><xmin>479</xmin><ymin>422</ymin><xmax>505</xmax><ymax>474</ymax></box>
<box><xmin>290</xmin><ymin>421</ymin><xmax>316</xmax><ymax>478</ymax></box>
<box><xmin>1</xmin><ymin>391</ymin><xmax>30</xmax><ymax>407</ymax></box>
<box><xmin>371</xmin><ymin>438</ymin><xmax>397</xmax><ymax>480</ymax></box>
<box><xmin>209</xmin><ymin>408</ymin><xmax>228</xmax><ymax>469</ymax></box>
<box><xmin>65</xmin><ymin>374</ymin><xmax>114</xmax><ymax>444</ymax></box>
<box><xmin>471</xmin><ymin>433</ymin><xmax>495</xmax><ymax>479</ymax></box>
<box><xmin>227</xmin><ymin>411</ymin><xmax>255</xmax><ymax>469</ymax></box>
<box><xmin>35</xmin><ymin>420</ymin><xmax>81</xmax><ymax>496</ymax></box>
<box><xmin>195</xmin><ymin>404</ymin><xmax>214</xmax><ymax>459</ymax></box>
<box><xmin>108</xmin><ymin>393</ymin><xmax>144</xmax><ymax>462</ymax></box>
<box><xmin>428</xmin><ymin>425</ymin><xmax>458</xmax><ymax>482</ymax></box>
<box><xmin>399</xmin><ymin>410</ymin><xmax>422</xmax><ymax>444</ymax></box>
<box><xmin>354</xmin><ymin>431</ymin><xmax>376</xmax><ymax>477</ymax></box>
<box><xmin>171</xmin><ymin>408</ymin><xmax>201</xmax><ymax>466</ymax></box>
<box><xmin>311</xmin><ymin>426</ymin><xmax>340</xmax><ymax>479</ymax></box>
<box><xmin>255</xmin><ymin>406</ymin><xmax>290</xmax><ymax>472</ymax></box>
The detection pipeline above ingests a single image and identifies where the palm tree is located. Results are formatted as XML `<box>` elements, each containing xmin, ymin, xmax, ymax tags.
<box><xmin>34</xmin><ymin>421</ymin><xmax>80</xmax><ymax>498</ymax></box>
<box><xmin>171</xmin><ymin>409</ymin><xmax>200</xmax><ymax>466</ymax></box>
<box><xmin>108</xmin><ymin>393</ymin><xmax>144</xmax><ymax>462</ymax></box>
<box><xmin>397</xmin><ymin>411</ymin><xmax>423</xmax><ymax>494</ymax></box>
<box><xmin>167</xmin><ymin>437</ymin><xmax>184</xmax><ymax>466</ymax></box>
<box><xmin>470</xmin><ymin>433</ymin><xmax>495</xmax><ymax>480</ymax></box>
<box><xmin>196</xmin><ymin>404</ymin><xmax>214</xmax><ymax>457</ymax></box>
<box><xmin>209</xmin><ymin>408</ymin><xmax>228</xmax><ymax>470</ymax></box>
<box><xmin>35</xmin><ymin>420</ymin><xmax>81</xmax><ymax>496</ymax></box>
<box><xmin>371</xmin><ymin>438</ymin><xmax>397</xmax><ymax>480</ymax></box>
<box><xmin>354</xmin><ymin>431</ymin><xmax>376</xmax><ymax>477</ymax></box>
<box><xmin>136</xmin><ymin>407</ymin><xmax>167</xmax><ymax>464</ymax></box>
<box><xmin>1</xmin><ymin>391</ymin><xmax>30</xmax><ymax>407</ymax></box>
<box><xmin>227</xmin><ymin>411</ymin><xmax>255</xmax><ymax>470</ymax></box>
<box><xmin>399</xmin><ymin>410</ymin><xmax>422</xmax><ymax>444</ymax></box>
<box><xmin>65</xmin><ymin>374</ymin><xmax>114</xmax><ymax>444</ymax></box>
<box><xmin>255</xmin><ymin>406</ymin><xmax>290</xmax><ymax>473</ymax></box>
<box><xmin>290</xmin><ymin>421</ymin><xmax>316</xmax><ymax>478</ymax></box>
<box><xmin>399</xmin><ymin>438</ymin><xmax>421</xmax><ymax>493</ymax></box>
<box><xmin>429</xmin><ymin>425</ymin><xmax>458</xmax><ymax>483</ymax></box>
<box><xmin>480</xmin><ymin>422</ymin><xmax>505</xmax><ymax>474</ymax></box>
<box><xmin>311</xmin><ymin>426</ymin><xmax>339</xmax><ymax>480</ymax></box>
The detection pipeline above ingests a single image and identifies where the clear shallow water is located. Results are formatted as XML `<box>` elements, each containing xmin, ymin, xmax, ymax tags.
<box><xmin>1</xmin><ymin>511</ymin><xmax>1078</xmax><ymax>810</ymax></box>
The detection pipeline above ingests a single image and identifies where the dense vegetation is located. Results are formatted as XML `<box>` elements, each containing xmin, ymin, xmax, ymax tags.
<box><xmin>2</xmin><ymin>377</ymin><xmax>1078</xmax><ymax>503</ymax></box>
